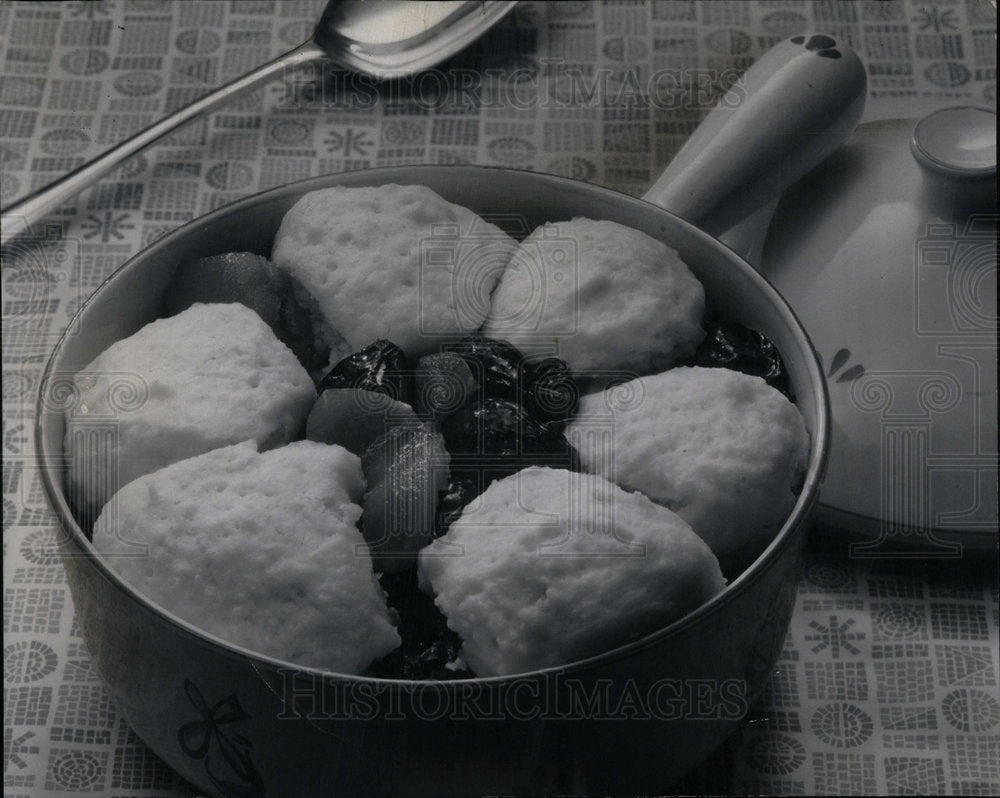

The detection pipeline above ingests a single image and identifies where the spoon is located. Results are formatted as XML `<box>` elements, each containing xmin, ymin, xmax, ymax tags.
<box><xmin>0</xmin><ymin>0</ymin><xmax>518</xmax><ymax>245</ymax></box>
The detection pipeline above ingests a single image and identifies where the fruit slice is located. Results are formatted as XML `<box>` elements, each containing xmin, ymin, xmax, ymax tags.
<box><xmin>361</xmin><ymin>423</ymin><xmax>451</xmax><ymax>573</ymax></box>
<box><xmin>306</xmin><ymin>388</ymin><xmax>419</xmax><ymax>457</ymax></box>
<box><xmin>163</xmin><ymin>251</ymin><xmax>340</xmax><ymax>374</ymax></box>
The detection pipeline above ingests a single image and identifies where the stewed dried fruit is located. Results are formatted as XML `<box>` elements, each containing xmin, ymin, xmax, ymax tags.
<box><xmin>361</xmin><ymin>422</ymin><xmax>451</xmax><ymax>573</ymax></box>
<box><xmin>366</xmin><ymin>568</ymin><xmax>472</xmax><ymax>680</ymax></box>
<box><xmin>441</xmin><ymin>397</ymin><xmax>582</xmax><ymax>491</ymax></box>
<box><xmin>448</xmin><ymin>335</ymin><xmax>527</xmax><ymax>404</ymax></box>
<box><xmin>163</xmin><ymin>251</ymin><xmax>332</xmax><ymax>373</ymax></box>
<box><xmin>305</xmin><ymin>388</ymin><xmax>420</xmax><ymax>457</ymax></box>
<box><xmin>522</xmin><ymin>356</ymin><xmax>579</xmax><ymax>431</ymax></box>
<box><xmin>78</xmin><ymin>186</ymin><xmax>806</xmax><ymax>684</ymax></box>
<box><xmin>318</xmin><ymin>339</ymin><xmax>414</xmax><ymax>404</ymax></box>
<box><xmin>684</xmin><ymin>320</ymin><xmax>791</xmax><ymax>398</ymax></box>
<box><xmin>434</xmin><ymin>474</ymin><xmax>481</xmax><ymax>538</ymax></box>
<box><xmin>414</xmin><ymin>352</ymin><xmax>478</xmax><ymax>421</ymax></box>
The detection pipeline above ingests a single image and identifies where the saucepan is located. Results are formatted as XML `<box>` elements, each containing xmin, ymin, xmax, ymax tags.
<box><xmin>35</xmin><ymin>35</ymin><xmax>863</xmax><ymax>796</ymax></box>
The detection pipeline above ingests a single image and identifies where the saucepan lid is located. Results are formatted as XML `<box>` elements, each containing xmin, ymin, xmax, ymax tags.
<box><xmin>761</xmin><ymin>106</ymin><xmax>997</xmax><ymax>555</ymax></box>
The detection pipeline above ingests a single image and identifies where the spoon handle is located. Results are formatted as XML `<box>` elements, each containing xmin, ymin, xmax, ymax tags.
<box><xmin>0</xmin><ymin>41</ymin><xmax>322</xmax><ymax>246</ymax></box>
<box><xmin>643</xmin><ymin>34</ymin><xmax>867</xmax><ymax>261</ymax></box>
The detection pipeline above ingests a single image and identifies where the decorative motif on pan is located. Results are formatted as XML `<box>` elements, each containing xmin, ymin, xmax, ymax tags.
<box><xmin>47</xmin><ymin>750</ymin><xmax>106</xmax><ymax>790</ymax></box>
<box><xmin>823</xmin><ymin>348</ymin><xmax>865</xmax><ymax>384</ymax></box>
<box><xmin>1</xmin><ymin>370</ymin><xmax>33</xmax><ymax>400</ymax></box>
<box><xmin>279</xmin><ymin>20</ymin><xmax>313</xmax><ymax>46</ymax></box>
<box><xmin>873</xmin><ymin>603</ymin><xmax>926</xmax><ymax>641</ymax></box>
<box><xmin>20</xmin><ymin>529</ymin><xmax>63</xmax><ymax>566</ymax></box>
<box><xmin>804</xmin><ymin>561</ymin><xmax>854</xmax><ymax>591</ymax></box>
<box><xmin>80</xmin><ymin>211</ymin><xmax>135</xmax><ymax>243</ymax></box>
<box><xmin>179</xmin><ymin>679</ymin><xmax>267</xmax><ymax>798</ymax></box>
<box><xmin>2</xmin><ymin>173</ymin><xmax>19</xmax><ymax>199</ymax></box>
<box><xmin>789</xmin><ymin>34</ymin><xmax>842</xmax><ymax>60</ymax></box>
<box><xmin>381</xmin><ymin>119</ymin><xmax>426</xmax><ymax>146</ymax></box>
<box><xmin>112</xmin><ymin>154</ymin><xmax>148</xmax><ymax>180</ymax></box>
<box><xmin>267</xmin><ymin>119</ymin><xmax>312</xmax><ymax>146</ymax></box>
<box><xmin>3</xmin><ymin>76</ymin><xmax>45</xmax><ymax>107</ymax></box>
<box><xmin>804</xmin><ymin>616</ymin><xmax>864</xmax><ymax>657</ymax></box>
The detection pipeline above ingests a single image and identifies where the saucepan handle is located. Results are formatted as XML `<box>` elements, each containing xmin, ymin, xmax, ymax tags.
<box><xmin>643</xmin><ymin>34</ymin><xmax>867</xmax><ymax>263</ymax></box>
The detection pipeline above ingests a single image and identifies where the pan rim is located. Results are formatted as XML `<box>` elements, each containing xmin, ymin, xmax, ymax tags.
<box><xmin>35</xmin><ymin>163</ymin><xmax>831</xmax><ymax>688</ymax></box>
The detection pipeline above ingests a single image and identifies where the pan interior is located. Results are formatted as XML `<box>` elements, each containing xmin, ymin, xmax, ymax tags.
<box><xmin>37</xmin><ymin>165</ymin><xmax>828</xmax><ymax>681</ymax></box>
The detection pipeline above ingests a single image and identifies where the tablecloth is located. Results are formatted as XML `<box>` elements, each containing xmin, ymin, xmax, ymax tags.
<box><xmin>2</xmin><ymin>1</ymin><xmax>997</xmax><ymax>795</ymax></box>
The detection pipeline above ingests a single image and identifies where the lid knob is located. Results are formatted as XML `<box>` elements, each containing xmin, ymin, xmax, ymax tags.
<box><xmin>910</xmin><ymin>106</ymin><xmax>997</xmax><ymax>211</ymax></box>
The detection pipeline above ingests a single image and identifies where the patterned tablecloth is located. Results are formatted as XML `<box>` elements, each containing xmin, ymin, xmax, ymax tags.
<box><xmin>2</xmin><ymin>1</ymin><xmax>997</xmax><ymax>795</ymax></box>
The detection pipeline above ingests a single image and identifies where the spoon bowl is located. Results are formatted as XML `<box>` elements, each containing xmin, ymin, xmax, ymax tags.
<box><xmin>315</xmin><ymin>0</ymin><xmax>519</xmax><ymax>75</ymax></box>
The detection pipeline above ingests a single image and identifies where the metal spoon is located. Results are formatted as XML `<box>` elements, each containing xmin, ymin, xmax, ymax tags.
<box><xmin>0</xmin><ymin>0</ymin><xmax>517</xmax><ymax>245</ymax></box>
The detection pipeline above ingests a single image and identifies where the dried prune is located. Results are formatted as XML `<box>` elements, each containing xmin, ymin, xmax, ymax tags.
<box><xmin>434</xmin><ymin>474</ymin><xmax>481</xmax><ymax>538</ymax></box>
<box><xmin>523</xmin><ymin>356</ymin><xmax>580</xmax><ymax>431</ymax></box>
<box><xmin>366</xmin><ymin>569</ymin><xmax>474</xmax><ymax>680</ymax></box>
<box><xmin>686</xmin><ymin>321</ymin><xmax>791</xmax><ymax>398</ymax></box>
<box><xmin>441</xmin><ymin>398</ymin><xmax>582</xmax><ymax>489</ymax></box>
<box><xmin>318</xmin><ymin>339</ymin><xmax>414</xmax><ymax>404</ymax></box>
<box><xmin>449</xmin><ymin>335</ymin><xmax>527</xmax><ymax>404</ymax></box>
<box><xmin>414</xmin><ymin>352</ymin><xmax>478</xmax><ymax>421</ymax></box>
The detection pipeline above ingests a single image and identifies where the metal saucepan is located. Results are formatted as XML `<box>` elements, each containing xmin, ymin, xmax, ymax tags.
<box><xmin>36</xmin><ymin>36</ymin><xmax>864</xmax><ymax>796</ymax></box>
